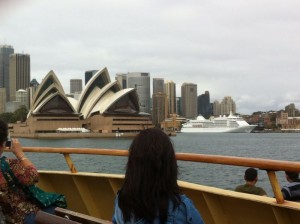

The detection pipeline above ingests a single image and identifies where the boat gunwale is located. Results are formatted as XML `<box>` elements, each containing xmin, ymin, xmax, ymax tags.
<box><xmin>14</xmin><ymin>147</ymin><xmax>300</xmax><ymax>173</ymax></box>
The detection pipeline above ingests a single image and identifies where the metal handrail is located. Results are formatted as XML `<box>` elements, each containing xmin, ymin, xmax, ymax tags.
<box><xmin>14</xmin><ymin>146</ymin><xmax>300</xmax><ymax>204</ymax></box>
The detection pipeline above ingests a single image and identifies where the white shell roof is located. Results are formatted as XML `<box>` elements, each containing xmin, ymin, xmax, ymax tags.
<box><xmin>89</xmin><ymin>88</ymin><xmax>136</xmax><ymax>115</ymax></box>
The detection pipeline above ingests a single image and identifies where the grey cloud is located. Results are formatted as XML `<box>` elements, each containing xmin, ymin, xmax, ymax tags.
<box><xmin>1</xmin><ymin>0</ymin><xmax>300</xmax><ymax>114</ymax></box>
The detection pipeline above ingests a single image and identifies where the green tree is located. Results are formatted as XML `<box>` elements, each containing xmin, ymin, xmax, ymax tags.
<box><xmin>0</xmin><ymin>112</ymin><xmax>14</xmax><ymax>123</ymax></box>
<box><xmin>13</xmin><ymin>105</ymin><xmax>29</xmax><ymax>122</ymax></box>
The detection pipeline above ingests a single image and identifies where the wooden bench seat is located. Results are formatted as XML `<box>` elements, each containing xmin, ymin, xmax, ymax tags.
<box><xmin>35</xmin><ymin>208</ymin><xmax>111</xmax><ymax>224</ymax></box>
<box><xmin>54</xmin><ymin>207</ymin><xmax>111</xmax><ymax>224</ymax></box>
<box><xmin>35</xmin><ymin>211</ymin><xmax>80</xmax><ymax>224</ymax></box>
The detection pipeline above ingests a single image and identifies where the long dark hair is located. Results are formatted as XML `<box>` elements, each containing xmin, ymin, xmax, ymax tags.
<box><xmin>118</xmin><ymin>128</ymin><xmax>181</xmax><ymax>222</ymax></box>
<box><xmin>0</xmin><ymin>119</ymin><xmax>8</xmax><ymax>146</ymax></box>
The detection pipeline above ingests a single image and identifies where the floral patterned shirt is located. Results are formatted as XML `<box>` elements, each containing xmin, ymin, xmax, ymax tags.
<box><xmin>0</xmin><ymin>157</ymin><xmax>40</xmax><ymax>224</ymax></box>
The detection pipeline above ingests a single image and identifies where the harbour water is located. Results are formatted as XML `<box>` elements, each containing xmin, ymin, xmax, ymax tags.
<box><xmin>9</xmin><ymin>133</ymin><xmax>300</xmax><ymax>196</ymax></box>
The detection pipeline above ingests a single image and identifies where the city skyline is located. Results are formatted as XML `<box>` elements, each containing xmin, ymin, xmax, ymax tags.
<box><xmin>1</xmin><ymin>1</ymin><xmax>300</xmax><ymax>114</ymax></box>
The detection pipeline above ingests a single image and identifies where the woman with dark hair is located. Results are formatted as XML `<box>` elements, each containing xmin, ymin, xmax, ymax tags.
<box><xmin>0</xmin><ymin>120</ymin><xmax>56</xmax><ymax>224</ymax></box>
<box><xmin>112</xmin><ymin>128</ymin><xmax>204</xmax><ymax>223</ymax></box>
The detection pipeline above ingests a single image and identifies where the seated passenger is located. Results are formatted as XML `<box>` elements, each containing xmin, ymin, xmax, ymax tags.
<box><xmin>112</xmin><ymin>128</ymin><xmax>204</xmax><ymax>224</ymax></box>
<box><xmin>235</xmin><ymin>168</ymin><xmax>267</xmax><ymax>196</ymax></box>
<box><xmin>281</xmin><ymin>171</ymin><xmax>300</xmax><ymax>202</ymax></box>
<box><xmin>0</xmin><ymin>120</ymin><xmax>56</xmax><ymax>224</ymax></box>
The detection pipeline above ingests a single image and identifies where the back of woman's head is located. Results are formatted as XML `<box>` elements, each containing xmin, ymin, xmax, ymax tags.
<box><xmin>0</xmin><ymin>120</ymin><xmax>8</xmax><ymax>146</ymax></box>
<box><xmin>119</xmin><ymin>128</ymin><xmax>180</xmax><ymax>222</ymax></box>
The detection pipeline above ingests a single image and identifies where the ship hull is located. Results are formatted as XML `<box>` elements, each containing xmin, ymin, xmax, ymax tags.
<box><xmin>181</xmin><ymin>125</ymin><xmax>256</xmax><ymax>133</ymax></box>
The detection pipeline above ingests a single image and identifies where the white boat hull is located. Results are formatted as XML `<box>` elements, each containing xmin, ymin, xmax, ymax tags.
<box><xmin>181</xmin><ymin>125</ymin><xmax>256</xmax><ymax>133</ymax></box>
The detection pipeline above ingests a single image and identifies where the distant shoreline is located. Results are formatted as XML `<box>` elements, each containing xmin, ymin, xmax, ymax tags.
<box><xmin>10</xmin><ymin>132</ymin><xmax>138</xmax><ymax>139</ymax></box>
<box><xmin>10</xmin><ymin>129</ymin><xmax>300</xmax><ymax>139</ymax></box>
<box><xmin>252</xmin><ymin>129</ymin><xmax>300</xmax><ymax>133</ymax></box>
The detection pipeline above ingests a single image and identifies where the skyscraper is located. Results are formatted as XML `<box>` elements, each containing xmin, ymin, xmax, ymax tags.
<box><xmin>285</xmin><ymin>103</ymin><xmax>296</xmax><ymax>117</ymax></box>
<box><xmin>70</xmin><ymin>79</ymin><xmax>82</xmax><ymax>93</ymax></box>
<box><xmin>198</xmin><ymin>91</ymin><xmax>211</xmax><ymax>118</ymax></box>
<box><xmin>0</xmin><ymin>88</ymin><xmax>6</xmax><ymax>113</ymax></box>
<box><xmin>213</xmin><ymin>100</ymin><xmax>221</xmax><ymax>117</ymax></box>
<box><xmin>165</xmin><ymin>81</ymin><xmax>176</xmax><ymax>115</ymax></box>
<box><xmin>220</xmin><ymin>96</ymin><xmax>236</xmax><ymax>115</ymax></box>
<box><xmin>181</xmin><ymin>83</ymin><xmax>197</xmax><ymax>119</ymax></box>
<box><xmin>116</xmin><ymin>73</ymin><xmax>128</xmax><ymax>89</ymax></box>
<box><xmin>28</xmin><ymin>78</ymin><xmax>39</xmax><ymax>108</ymax></box>
<box><xmin>16</xmin><ymin>89</ymin><xmax>28</xmax><ymax>108</ymax></box>
<box><xmin>9</xmin><ymin>53</ymin><xmax>30</xmax><ymax>101</ymax></box>
<box><xmin>176</xmin><ymin>97</ymin><xmax>182</xmax><ymax>116</ymax></box>
<box><xmin>153</xmin><ymin>78</ymin><xmax>164</xmax><ymax>94</ymax></box>
<box><xmin>127</xmin><ymin>72</ymin><xmax>151</xmax><ymax>114</ymax></box>
<box><xmin>85</xmin><ymin>70</ymin><xmax>97</xmax><ymax>85</ymax></box>
<box><xmin>0</xmin><ymin>45</ymin><xmax>14</xmax><ymax>100</ymax></box>
<box><xmin>152</xmin><ymin>92</ymin><xmax>168</xmax><ymax>127</ymax></box>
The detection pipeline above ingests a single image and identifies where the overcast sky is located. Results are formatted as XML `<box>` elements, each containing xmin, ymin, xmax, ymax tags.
<box><xmin>1</xmin><ymin>0</ymin><xmax>300</xmax><ymax>114</ymax></box>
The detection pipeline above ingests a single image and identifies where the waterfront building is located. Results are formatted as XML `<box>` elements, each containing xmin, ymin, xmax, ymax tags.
<box><xmin>9</xmin><ymin>53</ymin><xmax>30</xmax><ymax>101</ymax></box>
<box><xmin>165</xmin><ymin>81</ymin><xmax>176</xmax><ymax>115</ymax></box>
<box><xmin>12</xmin><ymin>68</ymin><xmax>153</xmax><ymax>135</ymax></box>
<box><xmin>276</xmin><ymin>112</ymin><xmax>288</xmax><ymax>127</ymax></box>
<box><xmin>153</xmin><ymin>78</ymin><xmax>164</xmax><ymax>94</ymax></box>
<box><xmin>198</xmin><ymin>91</ymin><xmax>211</xmax><ymax>118</ymax></box>
<box><xmin>181</xmin><ymin>83</ymin><xmax>197</xmax><ymax>119</ymax></box>
<box><xmin>213</xmin><ymin>100</ymin><xmax>221</xmax><ymax>117</ymax></box>
<box><xmin>126</xmin><ymin>72</ymin><xmax>151</xmax><ymax>114</ymax></box>
<box><xmin>28</xmin><ymin>78</ymin><xmax>40</xmax><ymax>109</ymax></box>
<box><xmin>161</xmin><ymin>114</ymin><xmax>186</xmax><ymax>132</ymax></box>
<box><xmin>0</xmin><ymin>45</ymin><xmax>14</xmax><ymax>100</ymax></box>
<box><xmin>220</xmin><ymin>96</ymin><xmax>236</xmax><ymax>115</ymax></box>
<box><xmin>16</xmin><ymin>89</ymin><xmax>28</xmax><ymax>108</ymax></box>
<box><xmin>70</xmin><ymin>79</ymin><xmax>82</xmax><ymax>94</ymax></box>
<box><xmin>115</xmin><ymin>73</ymin><xmax>127</xmax><ymax>89</ymax></box>
<box><xmin>176</xmin><ymin>97</ymin><xmax>182</xmax><ymax>116</ymax></box>
<box><xmin>152</xmin><ymin>92</ymin><xmax>168</xmax><ymax>127</ymax></box>
<box><xmin>285</xmin><ymin>103</ymin><xmax>298</xmax><ymax>117</ymax></box>
<box><xmin>85</xmin><ymin>70</ymin><xmax>97</xmax><ymax>85</ymax></box>
<box><xmin>0</xmin><ymin>88</ymin><xmax>6</xmax><ymax>113</ymax></box>
<box><xmin>276</xmin><ymin>112</ymin><xmax>300</xmax><ymax>129</ymax></box>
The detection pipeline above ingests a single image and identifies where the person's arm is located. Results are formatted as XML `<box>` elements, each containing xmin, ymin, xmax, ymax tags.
<box><xmin>10</xmin><ymin>138</ymin><xmax>35</xmax><ymax>167</ymax></box>
<box><xmin>10</xmin><ymin>138</ymin><xmax>39</xmax><ymax>185</ymax></box>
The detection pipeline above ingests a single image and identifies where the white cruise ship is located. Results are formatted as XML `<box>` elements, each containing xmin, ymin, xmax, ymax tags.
<box><xmin>181</xmin><ymin>112</ymin><xmax>256</xmax><ymax>133</ymax></box>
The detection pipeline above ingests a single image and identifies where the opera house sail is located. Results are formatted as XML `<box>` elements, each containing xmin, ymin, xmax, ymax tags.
<box><xmin>12</xmin><ymin>68</ymin><xmax>153</xmax><ymax>137</ymax></box>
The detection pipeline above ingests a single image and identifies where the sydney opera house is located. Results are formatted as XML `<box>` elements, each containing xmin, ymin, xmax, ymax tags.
<box><xmin>11</xmin><ymin>68</ymin><xmax>153</xmax><ymax>136</ymax></box>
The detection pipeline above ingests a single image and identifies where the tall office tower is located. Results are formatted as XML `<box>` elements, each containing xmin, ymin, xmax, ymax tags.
<box><xmin>115</xmin><ymin>73</ymin><xmax>127</xmax><ymax>89</ymax></box>
<box><xmin>9</xmin><ymin>53</ymin><xmax>30</xmax><ymax>101</ymax></box>
<box><xmin>0</xmin><ymin>45</ymin><xmax>14</xmax><ymax>100</ymax></box>
<box><xmin>181</xmin><ymin>83</ymin><xmax>197</xmax><ymax>119</ymax></box>
<box><xmin>165</xmin><ymin>81</ymin><xmax>176</xmax><ymax>115</ymax></box>
<box><xmin>153</xmin><ymin>78</ymin><xmax>164</xmax><ymax>94</ymax></box>
<box><xmin>213</xmin><ymin>100</ymin><xmax>221</xmax><ymax>116</ymax></box>
<box><xmin>70</xmin><ymin>79</ymin><xmax>82</xmax><ymax>93</ymax></box>
<box><xmin>220</xmin><ymin>96</ymin><xmax>236</xmax><ymax>115</ymax></box>
<box><xmin>127</xmin><ymin>72</ymin><xmax>151</xmax><ymax>114</ymax></box>
<box><xmin>85</xmin><ymin>70</ymin><xmax>97</xmax><ymax>85</ymax></box>
<box><xmin>0</xmin><ymin>88</ymin><xmax>6</xmax><ymax>113</ymax></box>
<box><xmin>16</xmin><ymin>89</ymin><xmax>28</xmax><ymax>108</ymax></box>
<box><xmin>152</xmin><ymin>92</ymin><xmax>168</xmax><ymax>127</ymax></box>
<box><xmin>176</xmin><ymin>97</ymin><xmax>182</xmax><ymax>116</ymax></box>
<box><xmin>28</xmin><ymin>78</ymin><xmax>39</xmax><ymax>108</ymax></box>
<box><xmin>285</xmin><ymin>103</ymin><xmax>296</xmax><ymax>117</ymax></box>
<box><xmin>198</xmin><ymin>91</ymin><xmax>212</xmax><ymax>118</ymax></box>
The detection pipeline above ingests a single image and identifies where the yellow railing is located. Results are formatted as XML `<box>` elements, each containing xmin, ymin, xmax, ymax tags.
<box><xmin>14</xmin><ymin>147</ymin><xmax>300</xmax><ymax>204</ymax></box>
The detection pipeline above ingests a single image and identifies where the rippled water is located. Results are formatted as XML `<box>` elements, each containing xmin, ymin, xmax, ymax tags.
<box><xmin>6</xmin><ymin>133</ymin><xmax>300</xmax><ymax>196</ymax></box>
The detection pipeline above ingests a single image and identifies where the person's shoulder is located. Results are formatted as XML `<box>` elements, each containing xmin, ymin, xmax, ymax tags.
<box><xmin>256</xmin><ymin>186</ymin><xmax>267</xmax><ymax>195</ymax></box>
<box><xmin>177</xmin><ymin>194</ymin><xmax>204</xmax><ymax>224</ymax></box>
<box><xmin>235</xmin><ymin>184</ymin><xmax>246</xmax><ymax>191</ymax></box>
